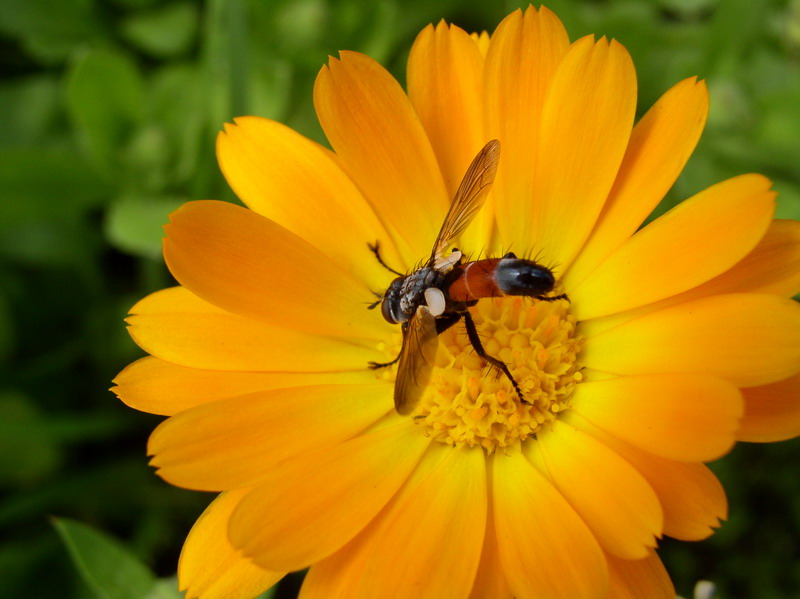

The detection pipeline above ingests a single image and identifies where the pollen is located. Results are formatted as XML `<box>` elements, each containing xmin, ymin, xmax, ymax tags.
<box><xmin>384</xmin><ymin>296</ymin><xmax>582</xmax><ymax>454</ymax></box>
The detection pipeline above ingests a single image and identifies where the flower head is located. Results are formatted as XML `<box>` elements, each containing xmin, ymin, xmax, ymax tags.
<box><xmin>114</xmin><ymin>5</ymin><xmax>800</xmax><ymax>599</ymax></box>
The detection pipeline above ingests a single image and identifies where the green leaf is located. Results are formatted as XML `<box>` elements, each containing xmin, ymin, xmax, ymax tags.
<box><xmin>0</xmin><ymin>76</ymin><xmax>60</xmax><ymax>146</ymax></box>
<box><xmin>105</xmin><ymin>194</ymin><xmax>186</xmax><ymax>259</ymax></box>
<box><xmin>0</xmin><ymin>0</ymin><xmax>103</xmax><ymax>64</ymax></box>
<box><xmin>121</xmin><ymin>2</ymin><xmax>199</xmax><ymax>58</ymax></box>
<box><xmin>0</xmin><ymin>392</ymin><xmax>61</xmax><ymax>485</ymax></box>
<box><xmin>147</xmin><ymin>65</ymin><xmax>206</xmax><ymax>183</ymax></box>
<box><xmin>146</xmin><ymin>578</ymin><xmax>184</xmax><ymax>599</ymax></box>
<box><xmin>0</xmin><ymin>217</ymin><xmax>98</xmax><ymax>267</ymax></box>
<box><xmin>0</xmin><ymin>148</ymin><xmax>111</xmax><ymax>230</ymax></box>
<box><xmin>66</xmin><ymin>49</ymin><xmax>145</xmax><ymax>177</ymax></box>
<box><xmin>52</xmin><ymin>517</ymin><xmax>157</xmax><ymax>599</ymax></box>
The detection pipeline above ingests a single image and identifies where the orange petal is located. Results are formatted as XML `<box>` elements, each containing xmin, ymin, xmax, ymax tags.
<box><xmin>578</xmin><ymin>218</ymin><xmax>800</xmax><ymax>336</ymax></box>
<box><xmin>163</xmin><ymin>200</ymin><xmax>383</xmax><ymax>340</ymax></box>
<box><xmin>738</xmin><ymin>372</ymin><xmax>800</xmax><ymax>442</ymax></box>
<box><xmin>178</xmin><ymin>489</ymin><xmax>284</xmax><ymax>599</ymax></box>
<box><xmin>529</xmin><ymin>35</ymin><xmax>637</xmax><ymax>269</ymax></box>
<box><xmin>667</xmin><ymin>218</ymin><xmax>800</xmax><ymax>301</ymax></box>
<box><xmin>536</xmin><ymin>419</ymin><xmax>662</xmax><ymax>559</ymax></box>
<box><xmin>566</xmin><ymin>77</ymin><xmax>709</xmax><ymax>285</ymax></box>
<box><xmin>571</xmin><ymin>374</ymin><xmax>742</xmax><ymax>461</ymax></box>
<box><xmin>217</xmin><ymin>117</ymin><xmax>399</xmax><ymax>286</ymax></box>
<box><xmin>483</xmin><ymin>6</ymin><xmax>570</xmax><ymax>252</ymax></box>
<box><xmin>407</xmin><ymin>21</ymin><xmax>492</xmax><ymax>252</ymax></box>
<box><xmin>407</xmin><ymin>22</ymin><xmax>485</xmax><ymax>197</ymax></box>
<box><xmin>112</xmin><ymin>356</ymin><xmax>373</xmax><ymax>416</ymax></box>
<box><xmin>570</xmin><ymin>174</ymin><xmax>775</xmax><ymax>320</ymax></box>
<box><xmin>314</xmin><ymin>51</ymin><xmax>449</xmax><ymax>265</ymax></box>
<box><xmin>356</xmin><ymin>445</ymin><xmax>487</xmax><ymax>599</ymax></box>
<box><xmin>492</xmin><ymin>447</ymin><xmax>608</xmax><ymax>599</ymax></box>
<box><xmin>606</xmin><ymin>551</ymin><xmax>674</xmax><ymax>599</ymax></box>
<box><xmin>229</xmin><ymin>421</ymin><xmax>429</xmax><ymax>571</ymax></box>
<box><xmin>581</xmin><ymin>293</ymin><xmax>800</xmax><ymax>388</ymax></box>
<box><xmin>126</xmin><ymin>287</ymin><xmax>381</xmax><ymax>371</ymax></box>
<box><xmin>147</xmin><ymin>382</ymin><xmax>392</xmax><ymax>491</ymax></box>
<box><xmin>300</xmin><ymin>444</ymin><xmax>488</xmax><ymax>599</ymax></box>
<box><xmin>594</xmin><ymin>427</ymin><xmax>728</xmax><ymax>541</ymax></box>
<box><xmin>468</xmin><ymin>496</ymin><xmax>513</xmax><ymax>599</ymax></box>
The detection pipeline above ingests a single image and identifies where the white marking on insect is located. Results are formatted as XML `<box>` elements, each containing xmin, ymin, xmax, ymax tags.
<box><xmin>424</xmin><ymin>287</ymin><xmax>446</xmax><ymax>317</ymax></box>
<box><xmin>433</xmin><ymin>250</ymin><xmax>462</xmax><ymax>273</ymax></box>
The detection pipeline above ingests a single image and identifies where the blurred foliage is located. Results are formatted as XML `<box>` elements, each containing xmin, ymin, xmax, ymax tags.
<box><xmin>0</xmin><ymin>0</ymin><xmax>798</xmax><ymax>598</ymax></box>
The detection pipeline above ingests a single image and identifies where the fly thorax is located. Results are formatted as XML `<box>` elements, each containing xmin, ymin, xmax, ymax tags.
<box><xmin>398</xmin><ymin>268</ymin><xmax>444</xmax><ymax>319</ymax></box>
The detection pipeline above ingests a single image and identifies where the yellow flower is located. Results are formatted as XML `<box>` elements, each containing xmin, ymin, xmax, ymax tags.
<box><xmin>113</xmin><ymin>6</ymin><xmax>800</xmax><ymax>599</ymax></box>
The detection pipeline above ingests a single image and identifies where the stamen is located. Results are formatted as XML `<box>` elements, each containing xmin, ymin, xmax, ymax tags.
<box><xmin>375</xmin><ymin>295</ymin><xmax>582</xmax><ymax>454</ymax></box>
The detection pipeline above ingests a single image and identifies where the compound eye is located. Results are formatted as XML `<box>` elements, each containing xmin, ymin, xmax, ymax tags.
<box><xmin>380</xmin><ymin>277</ymin><xmax>405</xmax><ymax>324</ymax></box>
<box><xmin>380</xmin><ymin>298</ymin><xmax>397</xmax><ymax>324</ymax></box>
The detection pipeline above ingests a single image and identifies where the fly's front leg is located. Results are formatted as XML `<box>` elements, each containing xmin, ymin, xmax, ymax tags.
<box><xmin>368</xmin><ymin>240</ymin><xmax>404</xmax><ymax>276</ymax></box>
<box><xmin>461</xmin><ymin>311</ymin><xmax>529</xmax><ymax>405</ymax></box>
<box><xmin>368</xmin><ymin>322</ymin><xmax>407</xmax><ymax>370</ymax></box>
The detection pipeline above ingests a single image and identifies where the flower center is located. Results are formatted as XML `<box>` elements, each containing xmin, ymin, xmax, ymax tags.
<box><xmin>378</xmin><ymin>296</ymin><xmax>582</xmax><ymax>454</ymax></box>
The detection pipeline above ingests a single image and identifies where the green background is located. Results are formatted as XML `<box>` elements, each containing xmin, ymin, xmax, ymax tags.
<box><xmin>1</xmin><ymin>0</ymin><xmax>799</xmax><ymax>597</ymax></box>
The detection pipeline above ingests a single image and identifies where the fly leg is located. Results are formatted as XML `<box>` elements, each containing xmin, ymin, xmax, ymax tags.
<box><xmin>368</xmin><ymin>322</ymin><xmax>407</xmax><ymax>370</ymax></box>
<box><xmin>368</xmin><ymin>355</ymin><xmax>400</xmax><ymax>370</ymax></box>
<box><xmin>536</xmin><ymin>292</ymin><xmax>570</xmax><ymax>302</ymax></box>
<box><xmin>462</xmin><ymin>311</ymin><xmax>529</xmax><ymax>405</ymax></box>
<box><xmin>435</xmin><ymin>312</ymin><xmax>462</xmax><ymax>334</ymax></box>
<box><xmin>368</xmin><ymin>240</ymin><xmax>404</xmax><ymax>276</ymax></box>
<box><xmin>369</xmin><ymin>313</ymin><xmax>461</xmax><ymax>370</ymax></box>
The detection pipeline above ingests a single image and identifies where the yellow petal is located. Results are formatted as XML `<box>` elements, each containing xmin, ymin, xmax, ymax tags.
<box><xmin>163</xmin><ymin>200</ymin><xmax>382</xmax><ymax>340</ymax></box>
<box><xmin>407</xmin><ymin>21</ymin><xmax>492</xmax><ymax>253</ymax></box>
<box><xmin>148</xmin><ymin>382</ymin><xmax>392</xmax><ymax>491</ymax></box>
<box><xmin>299</xmin><ymin>536</ymin><xmax>368</xmax><ymax>599</ymax></box>
<box><xmin>178</xmin><ymin>489</ymin><xmax>284</xmax><ymax>599</ymax></box>
<box><xmin>229</xmin><ymin>421</ymin><xmax>429</xmax><ymax>571</ymax></box>
<box><xmin>606</xmin><ymin>551</ymin><xmax>674</xmax><ymax>599</ymax></box>
<box><xmin>468</xmin><ymin>499</ymin><xmax>513</xmax><ymax>599</ymax></box>
<box><xmin>529</xmin><ymin>35</ymin><xmax>637</xmax><ymax>269</ymax></box>
<box><xmin>581</xmin><ymin>293</ymin><xmax>800</xmax><ymax>388</ymax></box>
<box><xmin>314</xmin><ymin>51</ymin><xmax>449</xmax><ymax>265</ymax></box>
<box><xmin>483</xmin><ymin>6</ymin><xmax>569</xmax><ymax>252</ymax></box>
<box><xmin>605</xmin><ymin>436</ymin><xmax>728</xmax><ymax>541</ymax></box>
<box><xmin>300</xmin><ymin>444</ymin><xmax>487</xmax><ymax>599</ymax></box>
<box><xmin>536</xmin><ymin>419</ymin><xmax>662</xmax><ymax>559</ymax></box>
<box><xmin>126</xmin><ymin>287</ymin><xmax>381</xmax><ymax>371</ymax></box>
<box><xmin>408</xmin><ymin>22</ymin><xmax>485</xmax><ymax>198</ymax></box>
<box><xmin>493</xmin><ymin>447</ymin><xmax>608</xmax><ymax>599</ymax></box>
<box><xmin>217</xmin><ymin>117</ymin><xmax>400</xmax><ymax>286</ymax></box>
<box><xmin>738</xmin><ymin>372</ymin><xmax>800</xmax><ymax>442</ymax></box>
<box><xmin>358</xmin><ymin>445</ymin><xmax>487</xmax><ymax>598</ymax></box>
<box><xmin>571</xmin><ymin>374</ymin><xmax>742</xmax><ymax>461</ymax></box>
<box><xmin>112</xmin><ymin>356</ymin><xmax>373</xmax><ymax>416</ymax></box>
<box><xmin>667</xmin><ymin>218</ymin><xmax>800</xmax><ymax>301</ymax></box>
<box><xmin>570</xmin><ymin>174</ymin><xmax>775</xmax><ymax>320</ymax></box>
<box><xmin>566</xmin><ymin>77</ymin><xmax>709</xmax><ymax>285</ymax></box>
<box><xmin>579</xmin><ymin>218</ymin><xmax>800</xmax><ymax>336</ymax></box>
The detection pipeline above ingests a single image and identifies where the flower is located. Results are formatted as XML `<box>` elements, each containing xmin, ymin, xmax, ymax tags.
<box><xmin>113</xmin><ymin>5</ymin><xmax>800</xmax><ymax>599</ymax></box>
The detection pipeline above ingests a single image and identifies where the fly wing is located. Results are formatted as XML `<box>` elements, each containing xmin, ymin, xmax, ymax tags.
<box><xmin>430</xmin><ymin>139</ymin><xmax>501</xmax><ymax>263</ymax></box>
<box><xmin>394</xmin><ymin>305</ymin><xmax>439</xmax><ymax>415</ymax></box>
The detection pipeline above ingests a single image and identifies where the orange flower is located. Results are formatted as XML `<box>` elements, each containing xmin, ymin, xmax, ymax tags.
<box><xmin>114</xmin><ymin>6</ymin><xmax>800</xmax><ymax>598</ymax></box>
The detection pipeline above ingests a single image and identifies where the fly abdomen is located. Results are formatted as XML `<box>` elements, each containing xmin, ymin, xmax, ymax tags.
<box><xmin>446</xmin><ymin>256</ymin><xmax>557</xmax><ymax>302</ymax></box>
<box><xmin>446</xmin><ymin>258</ymin><xmax>504</xmax><ymax>302</ymax></box>
<box><xmin>494</xmin><ymin>257</ymin><xmax>555</xmax><ymax>297</ymax></box>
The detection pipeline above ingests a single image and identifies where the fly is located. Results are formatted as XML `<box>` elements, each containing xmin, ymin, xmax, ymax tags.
<box><xmin>368</xmin><ymin>140</ymin><xmax>568</xmax><ymax>415</ymax></box>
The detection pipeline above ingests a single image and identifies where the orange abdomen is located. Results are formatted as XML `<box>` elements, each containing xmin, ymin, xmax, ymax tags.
<box><xmin>446</xmin><ymin>259</ymin><xmax>503</xmax><ymax>302</ymax></box>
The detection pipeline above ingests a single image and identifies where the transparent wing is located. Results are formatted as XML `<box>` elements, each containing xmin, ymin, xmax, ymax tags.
<box><xmin>394</xmin><ymin>305</ymin><xmax>439</xmax><ymax>415</ymax></box>
<box><xmin>430</xmin><ymin>139</ymin><xmax>501</xmax><ymax>263</ymax></box>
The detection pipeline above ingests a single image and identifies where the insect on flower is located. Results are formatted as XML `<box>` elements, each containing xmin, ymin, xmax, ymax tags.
<box><xmin>368</xmin><ymin>139</ymin><xmax>568</xmax><ymax>414</ymax></box>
